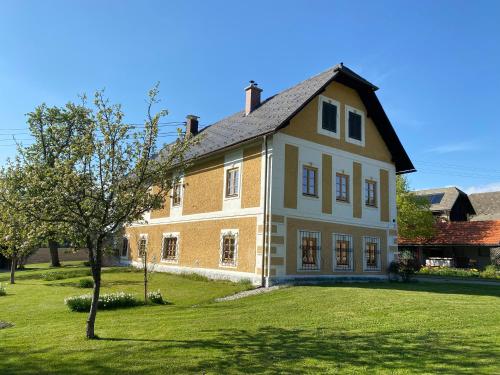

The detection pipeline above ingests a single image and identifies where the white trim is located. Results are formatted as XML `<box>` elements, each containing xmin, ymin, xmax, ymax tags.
<box><xmin>317</xmin><ymin>95</ymin><xmax>340</xmax><ymax>139</ymax></box>
<box><xmin>333</xmin><ymin>233</ymin><xmax>354</xmax><ymax>272</ymax></box>
<box><xmin>130</xmin><ymin>261</ymin><xmax>260</xmax><ymax>285</ymax></box>
<box><xmin>344</xmin><ymin>104</ymin><xmax>365</xmax><ymax>147</ymax></box>
<box><xmin>297</xmin><ymin>230</ymin><xmax>321</xmax><ymax>272</ymax></box>
<box><xmin>363</xmin><ymin>236</ymin><xmax>381</xmax><ymax>272</ymax></box>
<box><xmin>160</xmin><ymin>232</ymin><xmax>180</xmax><ymax>264</ymax></box>
<box><xmin>219</xmin><ymin>229</ymin><xmax>239</xmax><ymax>268</ymax></box>
<box><xmin>120</xmin><ymin>234</ymin><xmax>130</xmax><ymax>259</ymax></box>
<box><xmin>130</xmin><ymin>207</ymin><xmax>262</xmax><ymax>227</ymax></box>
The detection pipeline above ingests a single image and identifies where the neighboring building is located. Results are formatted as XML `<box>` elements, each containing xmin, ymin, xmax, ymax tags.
<box><xmin>399</xmin><ymin>220</ymin><xmax>500</xmax><ymax>268</ymax></box>
<box><xmin>403</xmin><ymin>188</ymin><xmax>500</xmax><ymax>268</ymax></box>
<box><xmin>414</xmin><ymin>187</ymin><xmax>475</xmax><ymax>222</ymax></box>
<box><xmin>469</xmin><ymin>191</ymin><xmax>500</xmax><ymax>221</ymax></box>
<box><xmin>123</xmin><ymin>63</ymin><xmax>414</xmax><ymax>285</ymax></box>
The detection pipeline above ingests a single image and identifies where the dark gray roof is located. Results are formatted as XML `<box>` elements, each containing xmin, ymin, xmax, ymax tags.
<box><xmin>161</xmin><ymin>64</ymin><xmax>415</xmax><ymax>173</ymax></box>
<box><xmin>414</xmin><ymin>187</ymin><xmax>462</xmax><ymax>212</ymax></box>
<box><xmin>469</xmin><ymin>191</ymin><xmax>500</xmax><ymax>221</ymax></box>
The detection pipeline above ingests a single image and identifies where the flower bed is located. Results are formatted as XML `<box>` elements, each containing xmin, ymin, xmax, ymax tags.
<box><xmin>417</xmin><ymin>265</ymin><xmax>500</xmax><ymax>280</ymax></box>
<box><xmin>65</xmin><ymin>292</ymin><xmax>140</xmax><ymax>312</ymax></box>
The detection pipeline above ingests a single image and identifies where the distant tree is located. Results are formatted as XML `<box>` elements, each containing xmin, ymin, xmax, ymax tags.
<box><xmin>396</xmin><ymin>175</ymin><xmax>436</xmax><ymax>241</ymax></box>
<box><xmin>0</xmin><ymin>165</ymin><xmax>38</xmax><ymax>284</ymax></box>
<box><xmin>17</xmin><ymin>85</ymin><xmax>195</xmax><ymax>339</ymax></box>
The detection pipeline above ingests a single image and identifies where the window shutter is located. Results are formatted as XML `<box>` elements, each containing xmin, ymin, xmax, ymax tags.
<box><xmin>322</xmin><ymin>102</ymin><xmax>337</xmax><ymax>132</ymax></box>
<box><xmin>348</xmin><ymin>111</ymin><xmax>362</xmax><ymax>141</ymax></box>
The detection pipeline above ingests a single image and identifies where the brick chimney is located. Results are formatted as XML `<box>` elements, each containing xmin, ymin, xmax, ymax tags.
<box><xmin>185</xmin><ymin>115</ymin><xmax>199</xmax><ymax>137</ymax></box>
<box><xmin>245</xmin><ymin>80</ymin><xmax>262</xmax><ymax>115</ymax></box>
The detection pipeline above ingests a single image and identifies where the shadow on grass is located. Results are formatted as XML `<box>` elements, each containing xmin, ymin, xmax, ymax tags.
<box><xmin>2</xmin><ymin>327</ymin><xmax>497</xmax><ymax>374</ymax></box>
<box><xmin>312</xmin><ymin>281</ymin><xmax>500</xmax><ymax>298</ymax></box>
<box><xmin>45</xmin><ymin>279</ymin><xmax>142</xmax><ymax>288</ymax></box>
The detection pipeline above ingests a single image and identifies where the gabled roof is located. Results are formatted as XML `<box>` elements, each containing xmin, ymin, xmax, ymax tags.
<box><xmin>399</xmin><ymin>220</ymin><xmax>500</xmax><ymax>247</ymax></box>
<box><xmin>469</xmin><ymin>191</ymin><xmax>500</xmax><ymax>221</ymax></box>
<box><xmin>414</xmin><ymin>187</ymin><xmax>465</xmax><ymax>212</ymax></box>
<box><xmin>165</xmin><ymin>64</ymin><xmax>414</xmax><ymax>174</ymax></box>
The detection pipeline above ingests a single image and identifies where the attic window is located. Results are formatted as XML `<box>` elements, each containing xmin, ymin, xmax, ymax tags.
<box><xmin>345</xmin><ymin>105</ymin><xmax>365</xmax><ymax>146</ymax></box>
<box><xmin>317</xmin><ymin>96</ymin><xmax>340</xmax><ymax>138</ymax></box>
<box><xmin>425</xmin><ymin>193</ymin><xmax>444</xmax><ymax>204</ymax></box>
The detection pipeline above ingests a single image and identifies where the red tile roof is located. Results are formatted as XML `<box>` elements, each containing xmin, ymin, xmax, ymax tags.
<box><xmin>399</xmin><ymin>220</ymin><xmax>500</xmax><ymax>246</ymax></box>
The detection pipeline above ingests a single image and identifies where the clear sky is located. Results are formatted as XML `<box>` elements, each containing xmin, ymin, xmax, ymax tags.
<box><xmin>1</xmin><ymin>0</ymin><xmax>499</xmax><ymax>193</ymax></box>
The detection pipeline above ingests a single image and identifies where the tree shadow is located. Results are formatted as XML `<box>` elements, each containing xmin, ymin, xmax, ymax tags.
<box><xmin>316</xmin><ymin>281</ymin><xmax>500</xmax><ymax>298</ymax></box>
<box><xmin>1</xmin><ymin>326</ymin><xmax>498</xmax><ymax>374</ymax></box>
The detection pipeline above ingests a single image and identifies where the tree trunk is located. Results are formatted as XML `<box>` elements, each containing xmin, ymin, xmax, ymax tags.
<box><xmin>143</xmin><ymin>252</ymin><xmax>148</xmax><ymax>303</ymax></box>
<box><xmin>86</xmin><ymin>240</ymin><xmax>102</xmax><ymax>339</ymax></box>
<box><xmin>10</xmin><ymin>256</ymin><xmax>17</xmax><ymax>284</ymax></box>
<box><xmin>48</xmin><ymin>239</ymin><xmax>61</xmax><ymax>267</ymax></box>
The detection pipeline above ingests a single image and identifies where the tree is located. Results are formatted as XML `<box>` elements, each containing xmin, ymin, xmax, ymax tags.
<box><xmin>18</xmin><ymin>85</ymin><xmax>195</xmax><ymax>339</ymax></box>
<box><xmin>396</xmin><ymin>175</ymin><xmax>436</xmax><ymax>241</ymax></box>
<box><xmin>22</xmin><ymin>102</ymin><xmax>93</xmax><ymax>267</ymax></box>
<box><xmin>0</xmin><ymin>165</ymin><xmax>38</xmax><ymax>284</ymax></box>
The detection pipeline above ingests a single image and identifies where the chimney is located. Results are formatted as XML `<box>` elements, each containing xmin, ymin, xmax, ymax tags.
<box><xmin>185</xmin><ymin>115</ymin><xmax>199</xmax><ymax>137</ymax></box>
<box><xmin>245</xmin><ymin>80</ymin><xmax>263</xmax><ymax>115</ymax></box>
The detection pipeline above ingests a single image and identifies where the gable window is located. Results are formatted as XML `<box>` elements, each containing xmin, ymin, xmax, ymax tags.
<box><xmin>365</xmin><ymin>180</ymin><xmax>377</xmax><ymax>207</ymax></box>
<box><xmin>317</xmin><ymin>96</ymin><xmax>340</xmax><ymax>138</ymax></box>
<box><xmin>225</xmin><ymin>167</ymin><xmax>240</xmax><ymax>198</ymax></box>
<box><xmin>363</xmin><ymin>236</ymin><xmax>381</xmax><ymax>271</ymax></box>
<box><xmin>336</xmin><ymin>173</ymin><xmax>349</xmax><ymax>202</ymax></box>
<box><xmin>172</xmin><ymin>183</ymin><xmax>182</xmax><ymax>207</ymax></box>
<box><xmin>138</xmin><ymin>236</ymin><xmax>148</xmax><ymax>258</ymax></box>
<box><xmin>298</xmin><ymin>230</ymin><xmax>321</xmax><ymax>271</ymax></box>
<box><xmin>302</xmin><ymin>166</ymin><xmax>318</xmax><ymax>197</ymax></box>
<box><xmin>220</xmin><ymin>230</ymin><xmax>238</xmax><ymax>267</ymax></box>
<box><xmin>161</xmin><ymin>234</ymin><xmax>179</xmax><ymax>263</ymax></box>
<box><xmin>345</xmin><ymin>105</ymin><xmax>365</xmax><ymax>146</ymax></box>
<box><xmin>333</xmin><ymin>233</ymin><xmax>353</xmax><ymax>271</ymax></box>
<box><xmin>121</xmin><ymin>237</ymin><xmax>129</xmax><ymax>258</ymax></box>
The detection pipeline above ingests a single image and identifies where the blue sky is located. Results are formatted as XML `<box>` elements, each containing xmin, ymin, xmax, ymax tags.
<box><xmin>1</xmin><ymin>0</ymin><xmax>499</xmax><ymax>192</ymax></box>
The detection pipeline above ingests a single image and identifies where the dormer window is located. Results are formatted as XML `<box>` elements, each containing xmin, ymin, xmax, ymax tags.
<box><xmin>317</xmin><ymin>96</ymin><xmax>340</xmax><ymax>138</ymax></box>
<box><xmin>345</xmin><ymin>105</ymin><xmax>365</xmax><ymax>146</ymax></box>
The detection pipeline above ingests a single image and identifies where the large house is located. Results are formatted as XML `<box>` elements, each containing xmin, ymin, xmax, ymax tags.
<box><xmin>122</xmin><ymin>64</ymin><xmax>414</xmax><ymax>285</ymax></box>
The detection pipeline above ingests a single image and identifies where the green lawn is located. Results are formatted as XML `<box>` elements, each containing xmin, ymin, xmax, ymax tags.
<box><xmin>1</xmin><ymin>263</ymin><xmax>499</xmax><ymax>374</ymax></box>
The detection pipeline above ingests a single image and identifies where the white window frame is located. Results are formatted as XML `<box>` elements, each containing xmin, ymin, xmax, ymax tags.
<box><xmin>170</xmin><ymin>176</ymin><xmax>184</xmax><ymax>209</ymax></box>
<box><xmin>302</xmin><ymin>165</ymin><xmax>318</xmax><ymax>197</ymax></box>
<box><xmin>317</xmin><ymin>95</ymin><xmax>340</xmax><ymax>138</ymax></box>
<box><xmin>297</xmin><ymin>230</ymin><xmax>321</xmax><ymax>272</ymax></box>
<box><xmin>161</xmin><ymin>232</ymin><xmax>180</xmax><ymax>264</ymax></box>
<box><xmin>345</xmin><ymin>105</ymin><xmax>365</xmax><ymax>147</ymax></box>
<box><xmin>219</xmin><ymin>229</ymin><xmax>239</xmax><ymax>268</ymax></box>
<box><xmin>120</xmin><ymin>235</ymin><xmax>130</xmax><ymax>259</ymax></box>
<box><xmin>363</xmin><ymin>236</ymin><xmax>381</xmax><ymax>272</ymax></box>
<box><xmin>333</xmin><ymin>233</ymin><xmax>354</xmax><ymax>272</ymax></box>
<box><xmin>225</xmin><ymin>167</ymin><xmax>240</xmax><ymax>199</ymax></box>
<box><xmin>138</xmin><ymin>234</ymin><xmax>148</xmax><ymax>260</ymax></box>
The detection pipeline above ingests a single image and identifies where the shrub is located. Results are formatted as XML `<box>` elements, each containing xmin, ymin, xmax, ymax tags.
<box><xmin>0</xmin><ymin>283</ymin><xmax>6</xmax><ymax>296</ymax></box>
<box><xmin>41</xmin><ymin>269</ymin><xmax>91</xmax><ymax>281</ymax></box>
<box><xmin>480</xmin><ymin>265</ymin><xmax>500</xmax><ymax>279</ymax></box>
<box><xmin>78</xmin><ymin>278</ymin><xmax>94</xmax><ymax>288</ymax></box>
<box><xmin>237</xmin><ymin>278</ymin><xmax>254</xmax><ymax>289</ymax></box>
<box><xmin>65</xmin><ymin>292</ymin><xmax>139</xmax><ymax>312</ymax></box>
<box><xmin>83</xmin><ymin>261</ymin><xmax>91</xmax><ymax>267</ymax></box>
<box><xmin>395</xmin><ymin>250</ymin><xmax>420</xmax><ymax>282</ymax></box>
<box><xmin>147</xmin><ymin>289</ymin><xmax>167</xmax><ymax>305</ymax></box>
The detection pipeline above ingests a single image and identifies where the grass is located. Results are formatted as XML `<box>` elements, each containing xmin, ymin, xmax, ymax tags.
<box><xmin>1</xmin><ymin>263</ymin><xmax>499</xmax><ymax>374</ymax></box>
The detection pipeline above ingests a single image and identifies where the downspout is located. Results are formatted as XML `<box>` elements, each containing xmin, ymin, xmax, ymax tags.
<box><xmin>261</xmin><ymin>135</ymin><xmax>269</xmax><ymax>287</ymax></box>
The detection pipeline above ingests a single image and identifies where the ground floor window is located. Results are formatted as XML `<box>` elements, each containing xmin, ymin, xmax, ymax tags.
<box><xmin>363</xmin><ymin>236</ymin><xmax>381</xmax><ymax>271</ymax></box>
<box><xmin>333</xmin><ymin>233</ymin><xmax>353</xmax><ymax>271</ymax></box>
<box><xmin>299</xmin><ymin>230</ymin><xmax>321</xmax><ymax>271</ymax></box>
<box><xmin>121</xmin><ymin>237</ymin><xmax>129</xmax><ymax>258</ymax></box>
<box><xmin>220</xmin><ymin>230</ymin><xmax>238</xmax><ymax>267</ymax></box>
<box><xmin>161</xmin><ymin>233</ymin><xmax>179</xmax><ymax>263</ymax></box>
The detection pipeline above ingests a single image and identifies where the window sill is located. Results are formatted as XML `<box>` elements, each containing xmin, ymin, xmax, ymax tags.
<box><xmin>219</xmin><ymin>263</ymin><xmax>237</xmax><ymax>269</ymax></box>
<box><xmin>317</xmin><ymin>128</ymin><xmax>340</xmax><ymax>139</ymax></box>
<box><xmin>161</xmin><ymin>259</ymin><xmax>179</xmax><ymax>264</ymax></box>
<box><xmin>302</xmin><ymin>194</ymin><xmax>319</xmax><ymax>199</ymax></box>
<box><xmin>296</xmin><ymin>268</ymin><xmax>321</xmax><ymax>273</ymax></box>
<box><xmin>345</xmin><ymin>137</ymin><xmax>365</xmax><ymax>147</ymax></box>
<box><xmin>224</xmin><ymin>195</ymin><xmax>240</xmax><ymax>201</ymax></box>
<box><xmin>336</xmin><ymin>199</ymin><xmax>350</xmax><ymax>205</ymax></box>
<box><xmin>365</xmin><ymin>204</ymin><xmax>378</xmax><ymax>209</ymax></box>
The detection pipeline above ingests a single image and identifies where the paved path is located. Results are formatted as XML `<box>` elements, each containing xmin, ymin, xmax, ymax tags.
<box><xmin>214</xmin><ymin>285</ymin><xmax>287</xmax><ymax>302</ymax></box>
